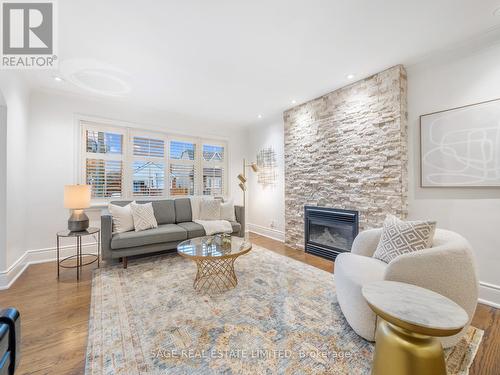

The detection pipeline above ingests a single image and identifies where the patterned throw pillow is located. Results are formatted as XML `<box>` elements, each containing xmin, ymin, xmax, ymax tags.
<box><xmin>199</xmin><ymin>199</ymin><xmax>221</xmax><ymax>220</ymax></box>
<box><xmin>373</xmin><ymin>215</ymin><xmax>436</xmax><ymax>263</ymax></box>
<box><xmin>130</xmin><ymin>202</ymin><xmax>158</xmax><ymax>232</ymax></box>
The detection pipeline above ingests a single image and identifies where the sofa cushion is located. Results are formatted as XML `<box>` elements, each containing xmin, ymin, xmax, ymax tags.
<box><xmin>111</xmin><ymin>223</ymin><xmax>187</xmax><ymax>249</ymax></box>
<box><xmin>229</xmin><ymin>221</ymin><xmax>241</xmax><ymax>234</ymax></box>
<box><xmin>111</xmin><ymin>200</ymin><xmax>176</xmax><ymax>225</ymax></box>
<box><xmin>175</xmin><ymin>198</ymin><xmax>192</xmax><ymax>223</ymax></box>
<box><xmin>148</xmin><ymin>200</ymin><xmax>176</xmax><ymax>225</ymax></box>
<box><xmin>177</xmin><ymin>222</ymin><xmax>205</xmax><ymax>238</ymax></box>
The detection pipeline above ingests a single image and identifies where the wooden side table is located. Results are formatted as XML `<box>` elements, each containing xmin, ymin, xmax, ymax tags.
<box><xmin>362</xmin><ymin>281</ymin><xmax>469</xmax><ymax>375</ymax></box>
<box><xmin>56</xmin><ymin>228</ymin><xmax>100</xmax><ymax>280</ymax></box>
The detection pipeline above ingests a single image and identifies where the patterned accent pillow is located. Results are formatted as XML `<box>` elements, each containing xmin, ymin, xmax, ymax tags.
<box><xmin>130</xmin><ymin>202</ymin><xmax>158</xmax><ymax>232</ymax></box>
<box><xmin>199</xmin><ymin>199</ymin><xmax>221</xmax><ymax>220</ymax></box>
<box><xmin>373</xmin><ymin>215</ymin><xmax>436</xmax><ymax>263</ymax></box>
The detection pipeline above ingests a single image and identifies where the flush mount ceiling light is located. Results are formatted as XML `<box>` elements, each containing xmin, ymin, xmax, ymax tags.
<box><xmin>291</xmin><ymin>100</ymin><xmax>297</xmax><ymax>104</ymax></box>
<box><xmin>347</xmin><ymin>74</ymin><xmax>355</xmax><ymax>80</ymax></box>
<box><xmin>257</xmin><ymin>114</ymin><xmax>263</xmax><ymax>119</ymax></box>
<box><xmin>59</xmin><ymin>59</ymin><xmax>132</xmax><ymax>97</ymax></box>
<box><xmin>53</xmin><ymin>76</ymin><xmax>63</xmax><ymax>82</ymax></box>
<box><xmin>494</xmin><ymin>7</ymin><xmax>500</xmax><ymax>16</ymax></box>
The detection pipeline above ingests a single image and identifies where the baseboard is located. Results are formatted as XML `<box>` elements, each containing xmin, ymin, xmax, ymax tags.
<box><xmin>478</xmin><ymin>281</ymin><xmax>500</xmax><ymax>309</ymax></box>
<box><xmin>0</xmin><ymin>242</ymin><xmax>99</xmax><ymax>290</ymax></box>
<box><xmin>247</xmin><ymin>223</ymin><xmax>285</xmax><ymax>242</ymax></box>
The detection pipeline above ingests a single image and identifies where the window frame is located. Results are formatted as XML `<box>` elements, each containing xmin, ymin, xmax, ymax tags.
<box><xmin>79</xmin><ymin>120</ymin><xmax>228</xmax><ymax>202</ymax></box>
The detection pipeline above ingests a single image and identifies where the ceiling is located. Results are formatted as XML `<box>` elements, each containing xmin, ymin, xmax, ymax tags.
<box><xmin>22</xmin><ymin>0</ymin><xmax>500</xmax><ymax>126</ymax></box>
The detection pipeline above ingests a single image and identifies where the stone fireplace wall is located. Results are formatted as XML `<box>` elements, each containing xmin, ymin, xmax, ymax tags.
<box><xmin>284</xmin><ymin>65</ymin><xmax>408</xmax><ymax>249</ymax></box>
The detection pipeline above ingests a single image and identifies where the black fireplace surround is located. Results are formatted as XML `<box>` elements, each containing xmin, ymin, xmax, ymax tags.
<box><xmin>304</xmin><ymin>206</ymin><xmax>359</xmax><ymax>260</ymax></box>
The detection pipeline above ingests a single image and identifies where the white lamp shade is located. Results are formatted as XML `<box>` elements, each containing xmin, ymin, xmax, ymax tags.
<box><xmin>64</xmin><ymin>185</ymin><xmax>91</xmax><ymax>209</ymax></box>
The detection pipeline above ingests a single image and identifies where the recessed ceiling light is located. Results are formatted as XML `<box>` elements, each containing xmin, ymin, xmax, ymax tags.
<box><xmin>54</xmin><ymin>76</ymin><xmax>63</xmax><ymax>82</ymax></box>
<box><xmin>291</xmin><ymin>100</ymin><xmax>297</xmax><ymax>104</ymax></box>
<box><xmin>494</xmin><ymin>7</ymin><xmax>500</xmax><ymax>16</ymax></box>
<box><xmin>257</xmin><ymin>114</ymin><xmax>263</xmax><ymax>119</ymax></box>
<box><xmin>347</xmin><ymin>74</ymin><xmax>355</xmax><ymax>80</ymax></box>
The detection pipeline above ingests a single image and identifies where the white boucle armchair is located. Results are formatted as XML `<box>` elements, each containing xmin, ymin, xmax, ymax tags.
<box><xmin>334</xmin><ymin>228</ymin><xmax>479</xmax><ymax>348</ymax></box>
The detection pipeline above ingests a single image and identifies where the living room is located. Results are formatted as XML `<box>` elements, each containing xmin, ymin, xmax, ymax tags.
<box><xmin>0</xmin><ymin>1</ymin><xmax>499</xmax><ymax>374</ymax></box>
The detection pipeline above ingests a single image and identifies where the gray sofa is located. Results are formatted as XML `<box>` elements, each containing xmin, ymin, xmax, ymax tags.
<box><xmin>101</xmin><ymin>198</ymin><xmax>245</xmax><ymax>268</ymax></box>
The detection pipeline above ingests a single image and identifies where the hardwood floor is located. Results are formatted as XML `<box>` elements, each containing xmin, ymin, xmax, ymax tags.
<box><xmin>0</xmin><ymin>233</ymin><xmax>497</xmax><ymax>374</ymax></box>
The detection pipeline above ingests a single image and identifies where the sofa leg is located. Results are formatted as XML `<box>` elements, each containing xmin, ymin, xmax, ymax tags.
<box><xmin>123</xmin><ymin>257</ymin><xmax>128</xmax><ymax>269</ymax></box>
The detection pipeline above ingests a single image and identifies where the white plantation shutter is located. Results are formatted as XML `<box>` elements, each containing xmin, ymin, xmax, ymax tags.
<box><xmin>80</xmin><ymin>121</ymin><xmax>227</xmax><ymax>201</ymax></box>
<box><xmin>169</xmin><ymin>140</ymin><xmax>197</xmax><ymax>196</ymax></box>
<box><xmin>132</xmin><ymin>134</ymin><xmax>166</xmax><ymax>197</ymax></box>
<box><xmin>84</xmin><ymin>126</ymin><xmax>124</xmax><ymax>198</ymax></box>
<box><xmin>202</xmin><ymin>143</ymin><xmax>225</xmax><ymax>196</ymax></box>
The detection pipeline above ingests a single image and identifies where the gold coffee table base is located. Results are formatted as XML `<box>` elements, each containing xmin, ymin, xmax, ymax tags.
<box><xmin>372</xmin><ymin>319</ymin><xmax>447</xmax><ymax>375</ymax></box>
<box><xmin>194</xmin><ymin>256</ymin><xmax>239</xmax><ymax>293</ymax></box>
<box><xmin>177</xmin><ymin>236</ymin><xmax>252</xmax><ymax>294</ymax></box>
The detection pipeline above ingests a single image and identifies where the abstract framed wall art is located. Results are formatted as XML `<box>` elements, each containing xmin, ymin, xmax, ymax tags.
<box><xmin>420</xmin><ymin>98</ymin><xmax>500</xmax><ymax>187</ymax></box>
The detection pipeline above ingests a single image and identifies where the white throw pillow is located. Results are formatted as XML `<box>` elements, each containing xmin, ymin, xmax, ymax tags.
<box><xmin>108</xmin><ymin>202</ymin><xmax>135</xmax><ymax>233</ymax></box>
<box><xmin>373</xmin><ymin>215</ymin><xmax>436</xmax><ymax>263</ymax></box>
<box><xmin>199</xmin><ymin>199</ymin><xmax>221</xmax><ymax>220</ymax></box>
<box><xmin>130</xmin><ymin>202</ymin><xmax>158</xmax><ymax>232</ymax></box>
<box><xmin>220</xmin><ymin>199</ymin><xmax>236</xmax><ymax>222</ymax></box>
<box><xmin>189</xmin><ymin>196</ymin><xmax>214</xmax><ymax>220</ymax></box>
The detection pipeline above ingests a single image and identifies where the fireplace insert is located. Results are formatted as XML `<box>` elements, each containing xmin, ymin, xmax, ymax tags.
<box><xmin>304</xmin><ymin>206</ymin><xmax>359</xmax><ymax>260</ymax></box>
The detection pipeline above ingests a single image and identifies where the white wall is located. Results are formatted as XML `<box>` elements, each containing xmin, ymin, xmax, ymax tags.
<box><xmin>0</xmin><ymin>73</ymin><xmax>30</xmax><ymax>270</ymax></box>
<box><xmin>407</xmin><ymin>42</ymin><xmax>500</xmax><ymax>307</ymax></box>
<box><xmin>23</xmin><ymin>90</ymin><xmax>247</xmax><ymax>257</ymax></box>
<box><xmin>246</xmin><ymin>120</ymin><xmax>285</xmax><ymax>241</ymax></box>
<box><xmin>246</xmin><ymin>43</ymin><xmax>500</xmax><ymax>307</ymax></box>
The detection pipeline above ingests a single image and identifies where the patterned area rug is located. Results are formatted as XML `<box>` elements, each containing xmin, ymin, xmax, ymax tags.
<box><xmin>85</xmin><ymin>246</ymin><xmax>483</xmax><ymax>375</ymax></box>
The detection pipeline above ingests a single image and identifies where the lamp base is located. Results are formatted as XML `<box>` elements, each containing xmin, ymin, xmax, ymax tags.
<box><xmin>68</xmin><ymin>209</ymin><xmax>89</xmax><ymax>232</ymax></box>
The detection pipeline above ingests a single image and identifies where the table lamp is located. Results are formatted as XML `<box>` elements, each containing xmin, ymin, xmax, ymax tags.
<box><xmin>64</xmin><ymin>185</ymin><xmax>91</xmax><ymax>232</ymax></box>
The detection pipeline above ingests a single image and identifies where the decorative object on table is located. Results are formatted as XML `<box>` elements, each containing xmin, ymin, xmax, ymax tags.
<box><xmin>237</xmin><ymin>158</ymin><xmax>258</xmax><ymax>231</ymax></box>
<box><xmin>57</xmin><ymin>228</ymin><xmax>100</xmax><ymax>280</ymax></box>
<box><xmin>420</xmin><ymin>98</ymin><xmax>500</xmax><ymax>187</ymax></box>
<box><xmin>372</xmin><ymin>215</ymin><xmax>436</xmax><ymax>263</ymax></box>
<box><xmin>86</xmin><ymin>245</ymin><xmax>482</xmax><ymax>375</ymax></box>
<box><xmin>256</xmin><ymin>147</ymin><xmax>278</xmax><ymax>187</ymax></box>
<box><xmin>220</xmin><ymin>233</ymin><xmax>232</xmax><ymax>250</ymax></box>
<box><xmin>64</xmin><ymin>184</ymin><xmax>91</xmax><ymax>232</ymax></box>
<box><xmin>362</xmin><ymin>281</ymin><xmax>469</xmax><ymax>375</ymax></box>
<box><xmin>177</xmin><ymin>236</ymin><xmax>252</xmax><ymax>293</ymax></box>
<box><xmin>334</xmin><ymin>227</ymin><xmax>478</xmax><ymax>348</ymax></box>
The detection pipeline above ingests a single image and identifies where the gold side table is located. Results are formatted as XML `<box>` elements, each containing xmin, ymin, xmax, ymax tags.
<box><xmin>177</xmin><ymin>235</ymin><xmax>252</xmax><ymax>294</ymax></box>
<box><xmin>362</xmin><ymin>281</ymin><xmax>469</xmax><ymax>375</ymax></box>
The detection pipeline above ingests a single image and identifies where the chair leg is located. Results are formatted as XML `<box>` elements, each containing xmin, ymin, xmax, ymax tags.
<box><xmin>123</xmin><ymin>257</ymin><xmax>128</xmax><ymax>269</ymax></box>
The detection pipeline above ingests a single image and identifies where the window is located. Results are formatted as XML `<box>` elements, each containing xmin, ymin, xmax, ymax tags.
<box><xmin>169</xmin><ymin>140</ymin><xmax>196</xmax><ymax>196</ymax></box>
<box><xmin>80</xmin><ymin>121</ymin><xmax>227</xmax><ymax>200</ymax></box>
<box><xmin>83</xmin><ymin>126</ymin><xmax>124</xmax><ymax>199</ymax></box>
<box><xmin>132</xmin><ymin>135</ymin><xmax>166</xmax><ymax>197</ymax></box>
<box><xmin>202</xmin><ymin>144</ymin><xmax>225</xmax><ymax>196</ymax></box>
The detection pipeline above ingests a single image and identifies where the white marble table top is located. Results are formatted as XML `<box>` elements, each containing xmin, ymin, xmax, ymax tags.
<box><xmin>362</xmin><ymin>281</ymin><xmax>469</xmax><ymax>332</ymax></box>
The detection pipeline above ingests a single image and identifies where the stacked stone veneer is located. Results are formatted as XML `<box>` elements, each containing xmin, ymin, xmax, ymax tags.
<box><xmin>284</xmin><ymin>65</ymin><xmax>408</xmax><ymax>249</ymax></box>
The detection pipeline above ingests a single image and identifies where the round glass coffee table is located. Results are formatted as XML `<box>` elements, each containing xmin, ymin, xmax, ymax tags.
<box><xmin>177</xmin><ymin>236</ymin><xmax>252</xmax><ymax>293</ymax></box>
